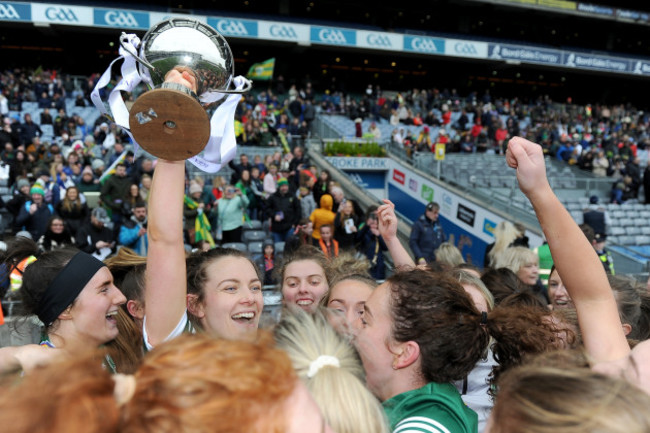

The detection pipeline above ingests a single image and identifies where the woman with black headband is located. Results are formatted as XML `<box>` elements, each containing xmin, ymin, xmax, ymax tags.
<box><xmin>0</xmin><ymin>248</ymin><xmax>126</xmax><ymax>374</ymax></box>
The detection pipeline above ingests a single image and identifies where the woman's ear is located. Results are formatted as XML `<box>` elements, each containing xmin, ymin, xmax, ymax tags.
<box><xmin>622</xmin><ymin>323</ymin><xmax>632</xmax><ymax>336</ymax></box>
<box><xmin>58</xmin><ymin>305</ymin><xmax>73</xmax><ymax>321</ymax></box>
<box><xmin>390</xmin><ymin>340</ymin><xmax>420</xmax><ymax>370</ymax></box>
<box><xmin>186</xmin><ymin>294</ymin><xmax>205</xmax><ymax>318</ymax></box>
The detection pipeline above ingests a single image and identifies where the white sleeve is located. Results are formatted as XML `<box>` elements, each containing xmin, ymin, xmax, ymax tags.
<box><xmin>142</xmin><ymin>311</ymin><xmax>189</xmax><ymax>352</ymax></box>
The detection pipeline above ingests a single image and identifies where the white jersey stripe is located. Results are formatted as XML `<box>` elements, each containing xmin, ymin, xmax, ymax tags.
<box><xmin>394</xmin><ymin>416</ymin><xmax>452</xmax><ymax>433</ymax></box>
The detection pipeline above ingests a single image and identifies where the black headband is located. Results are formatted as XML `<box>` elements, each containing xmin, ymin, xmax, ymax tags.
<box><xmin>36</xmin><ymin>252</ymin><xmax>106</xmax><ymax>326</ymax></box>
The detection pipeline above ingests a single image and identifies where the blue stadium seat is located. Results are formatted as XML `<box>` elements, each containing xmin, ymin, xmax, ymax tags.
<box><xmin>635</xmin><ymin>235</ymin><xmax>650</xmax><ymax>246</ymax></box>
<box><xmin>242</xmin><ymin>230</ymin><xmax>267</xmax><ymax>243</ymax></box>
<box><xmin>248</xmin><ymin>241</ymin><xmax>264</xmax><ymax>255</ymax></box>
<box><xmin>221</xmin><ymin>242</ymin><xmax>248</xmax><ymax>252</ymax></box>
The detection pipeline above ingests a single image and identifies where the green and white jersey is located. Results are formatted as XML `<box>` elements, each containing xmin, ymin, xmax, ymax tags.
<box><xmin>383</xmin><ymin>382</ymin><xmax>478</xmax><ymax>433</ymax></box>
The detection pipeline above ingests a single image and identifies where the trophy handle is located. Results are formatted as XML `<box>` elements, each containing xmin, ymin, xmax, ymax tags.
<box><xmin>119</xmin><ymin>33</ymin><xmax>156</xmax><ymax>71</ymax></box>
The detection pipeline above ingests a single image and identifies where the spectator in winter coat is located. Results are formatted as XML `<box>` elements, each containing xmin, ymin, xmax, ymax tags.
<box><xmin>408</xmin><ymin>202</ymin><xmax>446</xmax><ymax>265</ymax></box>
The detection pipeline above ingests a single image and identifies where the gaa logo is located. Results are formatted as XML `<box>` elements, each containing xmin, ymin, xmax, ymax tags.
<box><xmin>411</xmin><ymin>37</ymin><xmax>439</xmax><ymax>53</ymax></box>
<box><xmin>270</xmin><ymin>24</ymin><xmax>298</xmax><ymax>39</ymax></box>
<box><xmin>45</xmin><ymin>7</ymin><xmax>78</xmax><ymax>22</ymax></box>
<box><xmin>216</xmin><ymin>19</ymin><xmax>249</xmax><ymax>36</ymax></box>
<box><xmin>454</xmin><ymin>42</ymin><xmax>478</xmax><ymax>55</ymax></box>
<box><xmin>0</xmin><ymin>3</ymin><xmax>20</xmax><ymax>19</ymax></box>
<box><xmin>104</xmin><ymin>11</ymin><xmax>139</xmax><ymax>27</ymax></box>
<box><xmin>318</xmin><ymin>28</ymin><xmax>347</xmax><ymax>44</ymax></box>
<box><xmin>367</xmin><ymin>34</ymin><xmax>391</xmax><ymax>47</ymax></box>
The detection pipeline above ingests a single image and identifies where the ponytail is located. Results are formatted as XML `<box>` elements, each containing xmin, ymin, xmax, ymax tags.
<box><xmin>485</xmin><ymin>305</ymin><xmax>573</xmax><ymax>394</ymax></box>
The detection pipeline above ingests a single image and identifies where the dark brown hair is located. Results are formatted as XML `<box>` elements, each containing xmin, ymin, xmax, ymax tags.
<box><xmin>387</xmin><ymin>269</ymin><xmax>489</xmax><ymax>383</ymax></box>
<box><xmin>481</xmin><ymin>267</ymin><xmax>522</xmax><ymax>306</ymax></box>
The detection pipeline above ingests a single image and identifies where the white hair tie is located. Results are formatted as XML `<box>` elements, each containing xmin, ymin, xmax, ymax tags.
<box><xmin>112</xmin><ymin>373</ymin><xmax>136</xmax><ymax>406</ymax></box>
<box><xmin>307</xmin><ymin>355</ymin><xmax>340</xmax><ymax>378</ymax></box>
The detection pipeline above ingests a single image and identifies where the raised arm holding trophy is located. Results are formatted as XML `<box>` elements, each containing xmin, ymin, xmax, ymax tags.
<box><xmin>91</xmin><ymin>17</ymin><xmax>252</xmax><ymax>171</ymax></box>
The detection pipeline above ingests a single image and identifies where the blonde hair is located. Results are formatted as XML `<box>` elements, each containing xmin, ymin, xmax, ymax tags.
<box><xmin>327</xmin><ymin>252</ymin><xmax>376</xmax><ymax>291</ymax></box>
<box><xmin>488</xmin><ymin>221</ymin><xmax>522</xmax><ymax>266</ymax></box>
<box><xmin>491</xmin><ymin>365</ymin><xmax>650</xmax><ymax>433</ymax></box>
<box><xmin>274</xmin><ymin>308</ymin><xmax>389</xmax><ymax>433</ymax></box>
<box><xmin>492</xmin><ymin>246</ymin><xmax>538</xmax><ymax>276</ymax></box>
<box><xmin>435</xmin><ymin>242</ymin><xmax>465</xmax><ymax>268</ymax></box>
<box><xmin>449</xmin><ymin>268</ymin><xmax>495</xmax><ymax>311</ymax></box>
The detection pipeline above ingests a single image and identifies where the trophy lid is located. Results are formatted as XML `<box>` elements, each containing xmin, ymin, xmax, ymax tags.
<box><xmin>139</xmin><ymin>18</ymin><xmax>234</xmax><ymax>97</ymax></box>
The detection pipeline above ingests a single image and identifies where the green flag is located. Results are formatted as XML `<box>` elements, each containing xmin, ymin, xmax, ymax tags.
<box><xmin>246</xmin><ymin>58</ymin><xmax>275</xmax><ymax>81</ymax></box>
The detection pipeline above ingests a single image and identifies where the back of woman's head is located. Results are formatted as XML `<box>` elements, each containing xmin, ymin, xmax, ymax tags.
<box><xmin>499</xmin><ymin>291</ymin><xmax>547</xmax><ymax>310</ymax></box>
<box><xmin>481</xmin><ymin>267</ymin><xmax>522</xmax><ymax>305</ymax></box>
<box><xmin>127</xmin><ymin>333</ymin><xmax>296</xmax><ymax>433</ymax></box>
<box><xmin>0</xmin><ymin>350</ymin><xmax>118</xmax><ymax>433</ymax></box>
<box><xmin>105</xmin><ymin>247</ymin><xmax>146</xmax><ymax>304</ymax></box>
<box><xmin>448</xmin><ymin>268</ymin><xmax>495</xmax><ymax>311</ymax></box>
<box><xmin>19</xmin><ymin>247</ymin><xmax>78</xmax><ymax>319</ymax></box>
<box><xmin>327</xmin><ymin>252</ymin><xmax>374</xmax><ymax>290</ymax></box>
<box><xmin>387</xmin><ymin>269</ymin><xmax>489</xmax><ymax>383</ymax></box>
<box><xmin>608</xmin><ymin>274</ymin><xmax>644</xmax><ymax>340</ymax></box>
<box><xmin>274</xmin><ymin>307</ymin><xmax>389</xmax><ymax>433</ymax></box>
<box><xmin>435</xmin><ymin>242</ymin><xmax>465</xmax><ymax>268</ymax></box>
<box><xmin>488</xmin><ymin>221</ymin><xmax>521</xmax><ymax>263</ymax></box>
<box><xmin>487</xmin><ymin>304</ymin><xmax>573</xmax><ymax>388</ymax></box>
<box><xmin>0</xmin><ymin>334</ymin><xmax>297</xmax><ymax>433</ymax></box>
<box><xmin>490</xmin><ymin>366</ymin><xmax>650</xmax><ymax>433</ymax></box>
<box><xmin>492</xmin><ymin>246</ymin><xmax>537</xmax><ymax>275</ymax></box>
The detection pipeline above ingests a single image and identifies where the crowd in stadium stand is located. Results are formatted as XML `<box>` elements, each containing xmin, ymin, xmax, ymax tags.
<box><xmin>0</xmin><ymin>61</ymin><xmax>650</xmax><ymax>433</ymax></box>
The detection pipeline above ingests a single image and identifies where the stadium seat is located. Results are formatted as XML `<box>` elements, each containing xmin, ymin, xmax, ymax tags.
<box><xmin>242</xmin><ymin>230</ymin><xmax>267</xmax><ymax>243</ymax></box>
<box><xmin>610</xmin><ymin>227</ymin><xmax>625</xmax><ymax>236</ymax></box>
<box><xmin>625</xmin><ymin>227</ymin><xmax>641</xmax><ymax>236</ymax></box>
<box><xmin>243</xmin><ymin>220</ymin><xmax>263</xmax><ymax>231</ymax></box>
<box><xmin>618</xmin><ymin>236</ymin><xmax>635</xmax><ymax>245</ymax></box>
<box><xmin>569</xmin><ymin>211</ymin><xmax>583</xmax><ymax>222</ymax></box>
<box><xmin>633</xmin><ymin>218</ymin><xmax>647</xmax><ymax>227</ymax></box>
<box><xmin>248</xmin><ymin>241</ymin><xmax>264</xmax><ymax>255</ymax></box>
<box><xmin>641</xmin><ymin>226</ymin><xmax>650</xmax><ymax>235</ymax></box>
<box><xmin>607</xmin><ymin>236</ymin><xmax>619</xmax><ymax>244</ymax></box>
<box><xmin>274</xmin><ymin>241</ymin><xmax>285</xmax><ymax>254</ymax></box>
<box><xmin>612</xmin><ymin>210</ymin><xmax>626</xmax><ymax>219</ymax></box>
<box><xmin>635</xmin><ymin>235</ymin><xmax>650</xmax><ymax>246</ymax></box>
<box><xmin>618</xmin><ymin>218</ymin><xmax>634</xmax><ymax>227</ymax></box>
<box><xmin>221</xmin><ymin>242</ymin><xmax>248</xmax><ymax>252</ymax></box>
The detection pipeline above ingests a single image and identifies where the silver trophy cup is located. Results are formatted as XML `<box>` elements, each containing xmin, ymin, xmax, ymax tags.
<box><xmin>121</xmin><ymin>17</ymin><xmax>251</xmax><ymax>160</ymax></box>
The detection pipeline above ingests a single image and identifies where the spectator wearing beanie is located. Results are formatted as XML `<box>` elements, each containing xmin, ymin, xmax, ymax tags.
<box><xmin>77</xmin><ymin>166</ymin><xmax>100</xmax><ymax>193</ymax></box>
<box><xmin>6</xmin><ymin>178</ymin><xmax>32</xmax><ymax>221</ymax></box>
<box><xmin>15</xmin><ymin>185</ymin><xmax>54</xmax><ymax>240</ymax></box>
<box><xmin>267</xmin><ymin>177</ymin><xmax>300</xmax><ymax>243</ymax></box>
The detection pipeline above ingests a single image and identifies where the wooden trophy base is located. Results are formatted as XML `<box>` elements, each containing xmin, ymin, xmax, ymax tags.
<box><xmin>129</xmin><ymin>88</ymin><xmax>210</xmax><ymax>161</ymax></box>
